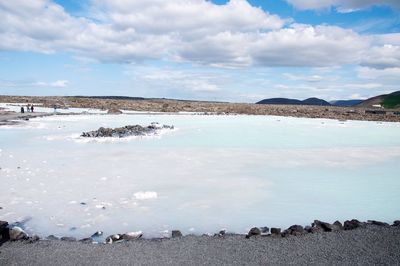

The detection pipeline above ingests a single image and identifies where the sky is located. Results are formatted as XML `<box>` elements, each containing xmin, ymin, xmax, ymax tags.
<box><xmin>0</xmin><ymin>0</ymin><xmax>399</xmax><ymax>102</ymax></box>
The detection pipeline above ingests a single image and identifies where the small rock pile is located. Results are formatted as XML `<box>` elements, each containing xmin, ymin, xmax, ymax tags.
<box><xmin>81</xmin><ymin>123</ymin><xmax>174</xmax><ymax>138</ymax></box>
<box><xmin>245</xmin><ymin>219</ymin><xmax>400</xmax><ymax>238</ymax></box>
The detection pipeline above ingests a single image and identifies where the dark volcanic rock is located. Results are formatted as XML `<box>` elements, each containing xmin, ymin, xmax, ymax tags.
<box><xmin>333</xmin><ymin>221</ymin><xmax>344</xmax><ymax>230</ymax></box>
<box><xmin>60</xmin><ymin>236</ymin><xmax>76</xmax><ymax>242</ymax></box>
<box><xmin>246</xmin><ymin>227</ymin><xmax>261</xmax><ymax>238</ymax></box>
<box><xmin>393</xmin><ymin>220</ymin><xmax>400</xmax><ymax>226</ymax></box>
<box><xmin>81</xmin><ymin>124</ymin><xmax>174</xmax><ymax>138</ymax></box>
<box><xmin>28</xmin><ymin>235</ymin><xmax>40</xmax><ymax>243</ymax></box>
<box><xmin>46</xmin><ymin>235</ymin><xmax>59</xmax><ymax>240</ymax></box>
<box><xmin>312</xmin><ymin>220</ymin><xmax>343</xmax><ymax>232</ymax></box>
<box><xmin>260</xmin><ymin>227</ymin><xmax>269</xmax><ymax>234</ymax></box>
<box><xmin>106</xmin><ymin>234</ymin><xmax>122</xmax><ymax>243</ymax></box>
<box><xmin>270</xmin><ymin>228</ymin><xmax>281</xmax><ymax>235</ymax></box>
<box><xmin>0</xmin><ymin>220</ymin><xmax>10</xmax><ymax>242</ymax></box>
<box><xmin>286</xmin><ymin>225</ymin><xmax>305</xmax><ymax>236</ymax></box>
<box><xmin>122</xmin><ymin>232</ymin><xmax>143</xmax><ymax>241</ymax></box>
<box><xmin>368</xmin><ymin>220</ymin><xmax>390</xmax><ymax>227</ymax></box>
<box><xmin>172</xmin><ymin>230</ymin><xmax>183</xmax><ymax>238</ymax></box>
<box><xmin>344</xmin><ymin>219</ymin><xmax>364</xmax><ymax>230</ymax></box>
<box><xmin>9</xmin><ymin>227</ymin><xmax>28</xmax><ymax>241</ymax></box>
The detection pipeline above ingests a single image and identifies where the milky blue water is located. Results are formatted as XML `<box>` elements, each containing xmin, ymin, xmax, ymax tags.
<box><xmin>0</xmin><ymin>113</ymin><xmax>399</xmax><ymax>239</ymax></box>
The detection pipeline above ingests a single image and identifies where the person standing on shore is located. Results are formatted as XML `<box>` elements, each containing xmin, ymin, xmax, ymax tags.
<box><xmin>20</xmin><ymin>106</ymin><xmax>24</xmax><ymax>113</ymax></box>
<box><xmin>26</xmin><ymin>104</ymin><xmax>30</xmax><ymax>112</ymax></box>
<box><xmin>31</xmin><ymin>105</ymin><xmax>34</xmax><ymax>112</ymax></box>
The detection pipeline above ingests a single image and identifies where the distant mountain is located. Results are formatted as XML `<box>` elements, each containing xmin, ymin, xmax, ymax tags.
<box><xmin>256</xmin><ymin>97</ymin><xmax>331</xmax><ymax>106</ymax></box>
<box><xmin>256</xmin><ymin>98</ymin><xmax>302</xmax><ymax>105</ymax></box>
<box><xmin>302</xmin><ymin>97</ymin><xmax>331</xmax><ymax>106</ymax></box>
<box><xmin>356</xmin><ymin>90</ymin><xmax>400</xmax><ymax>108</ymax></box>
<box><xmin>330</xmin><ymin>99</ymin><xmax>363</xmax><ymax>107</ymax></box>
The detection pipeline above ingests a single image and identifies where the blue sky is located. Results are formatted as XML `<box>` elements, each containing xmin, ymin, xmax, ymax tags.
<box><xmin>0</xmin><ymin>0</ymin><xmax>399</xmax><ymax>102</ymax></box>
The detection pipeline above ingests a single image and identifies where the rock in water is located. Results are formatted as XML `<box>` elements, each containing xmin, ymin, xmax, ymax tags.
<box><xmin>9</xmin><ymin>227</ymin><xmax>28</xmax><ymax>241</ymax></box>
<box><xmin>81</xmin><ymin>124</ymin><xmax>174</xmax><ymax>138</ymax></box>
<box><xmin>392</xmin><ymin>220</ymin><xmax>400</xmax><ymax>226</ymax></box>
<box><xmin>172</xmin><ymin>230</ymin><xmax>183</xmax><ymax>238</ymax></box>
<box><xmin>122</xmin><ymin>231</ymin><xmax>143</xmax><ymax>241</ymax></box>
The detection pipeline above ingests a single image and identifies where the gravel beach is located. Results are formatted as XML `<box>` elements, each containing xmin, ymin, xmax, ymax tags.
<box><xmin>1</xmin><ymin>225</ymin><xmax>399</xmax><ymax>266</ymax></box>
<box><xmin>0</xmin><ymin>111</ymin><xmax>53</xmax><ymax>126</ymax></box>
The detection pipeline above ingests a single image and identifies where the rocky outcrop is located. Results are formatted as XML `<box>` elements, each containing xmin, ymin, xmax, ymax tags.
<box><xmin>9</xmin><ymin>227</ymin><xmax>28</xmax><ymax>241</ymax></box>
<box><xmin>368</xmin><ymin>220</ymin><xmax>390</xmax><ymax>227</ymax></box>
<box><xmin>270</xmin><ymin>228</ymin><xmax>281</xmax><ymax>236</ymax></box>
<box><xmin>246</xmin><ymin>227</ymin><xmax>261</xmax><ymax>238</ymax></box>
<box><xmin>172</xmin><ymin>230</ymin><xmax>183</xmax><ymax>238</ymax></box>
<box><xmin>283</xmin><ymin>225</ymin><xmax>305</xmax><ymax>236</ymax></box>
<box><xmin>0</xmin><ymin>221</ymin><xmax>10</xmax><ymax>243</ymax></box>
<box><xmin>122</xmin><ymin>231</ymin><xmax>143</xmax><ymax>240</ymax></box>
<box><xmin>312</xmin><ymin>220</ymin><xmax>343</xmax><ymax>232</ymax></box>
<box><xmin>344</xmin><ymin>219</ymin><xmax>364</xmax><ymax>230</ymax></box>
<box><xmin>81</xmin><ymin>123</ymin><xmax>174</xmax><ymax>138</ymax></box>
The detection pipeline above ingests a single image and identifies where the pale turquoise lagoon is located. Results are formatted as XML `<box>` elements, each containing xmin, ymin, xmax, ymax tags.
<box><xmin>0</xmin><ymin>113</ymin><xmax>399</xmax><ymax>239</ymax></box>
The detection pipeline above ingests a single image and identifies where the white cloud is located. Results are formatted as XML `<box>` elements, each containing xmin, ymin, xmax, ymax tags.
<box><xmin>285</xmin><ymin>0</ymin><xmax>400</xmax><ymax>12</ymax></box>
<box><xmin>284</xmin><ymin>73</ymin><xmax>323</xmax><ymax>82</ymax></box>
<box><xmin>360</xmin><ymin>45</ymin><xmax>400</xmax><ymax>69</ymax></box>
<box><xmin>129</xmin><ymin>66</ymin><xmax>222</xmax><ymax>94</ymax></box>
<box><xmin>0</xmin><ymin>0</ymin><xmax>397</xmax><ymax>69</ymax></box>
<box><xmin>0</xmin><ymin>79</ymin><xmax>68</xmax><ymax>88</ymax></box>
<box><xmin>357</xmin><ymin>66</ymin><xmax>400</xmax><ymax>80</ymax></box>
<box><xmin>33</xmin><ymin>80</ymin><xmax>68</xmax><ymax>88</ymax></box>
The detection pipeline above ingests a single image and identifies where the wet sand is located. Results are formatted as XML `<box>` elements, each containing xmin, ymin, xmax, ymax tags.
<box><xmin>0</xmin><ymin>225</ymin><xmax>399</xmax><ymax>265</ymax></box>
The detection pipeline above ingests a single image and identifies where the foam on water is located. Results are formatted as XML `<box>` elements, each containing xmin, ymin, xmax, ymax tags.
<box><xmin>0</xmin><ymin>113</ymin><xmax>400</xmax><ymax>239</ymax></box>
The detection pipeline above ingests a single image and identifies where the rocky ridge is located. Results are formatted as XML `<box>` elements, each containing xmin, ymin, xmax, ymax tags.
<box><xmin>81</xmin><ymin>123</ymin><xmax>174</xmax><ymax>138</ymax></box>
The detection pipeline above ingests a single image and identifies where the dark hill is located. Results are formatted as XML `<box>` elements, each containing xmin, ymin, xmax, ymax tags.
<box><xmin>256</xmin><ymin>97</ymin><xmax>331</xmax><ymax>106</ymax></box>
<box><xmin>302</xmin><ymin>97</ymin><xmax>331</xmax><ymax>106</ymax></box>
<box><xmin>256</xmin><ymin>98</ymin><xmax>302</xmax><ymax>105</ymax></box>
<box><xmin>330</xmin><ymin>100</ymin><xmax>363</xmax><ymax>107</ymax></box>
<box><xmin>356</xmin><ymin>90</ymin><xmax>400</xmax><ymax>108</ymax></box>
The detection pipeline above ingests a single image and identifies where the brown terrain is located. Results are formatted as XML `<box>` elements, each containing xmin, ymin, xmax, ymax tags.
<box><xmin>1</xmin><ymin>95</ymin><xmax>400</xmax><ymax>122</ymax></box>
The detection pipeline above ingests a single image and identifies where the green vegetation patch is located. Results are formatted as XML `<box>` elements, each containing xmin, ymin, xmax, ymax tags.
<box><xmin>383</xmin><ymin>94</ymin><xmax>400</xmax><ymax>109</ymax></box>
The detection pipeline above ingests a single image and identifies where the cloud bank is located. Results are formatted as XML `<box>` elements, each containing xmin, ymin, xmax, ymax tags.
<box><xmin>285</xmin><ymin>0</ymin><xmax>400</xmax><ymax>12</ymax></box>
<box><xmin>0</xmin><ymin>0</ymin><xmax>398</xmax><ymax>70</ymax></box>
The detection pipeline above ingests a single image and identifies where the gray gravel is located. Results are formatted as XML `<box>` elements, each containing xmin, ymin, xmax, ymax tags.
<box><xmin>1</xmin><ymin>225</ymin><xmax>399</xmax><ymax>265</ymax></box>
<box><xmin>0</xmin><ymin>112</ymin><xmax>52</xmax><ymax>126</ymax></box>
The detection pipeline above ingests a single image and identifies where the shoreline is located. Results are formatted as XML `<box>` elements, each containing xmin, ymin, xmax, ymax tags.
<box><xmin>1</xmin><ymin>95</ymin><xmax>400</xmax><ymax>122</ymax></box>
<box><xmin>1</xmin><ymin>222</ymin><xmax>399</xmax><ymax>265</ymax></box>
<box><xmin>0</xmin><ymin>111</ymin><xmax>54</xmax><ymax>126</ymax></box>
